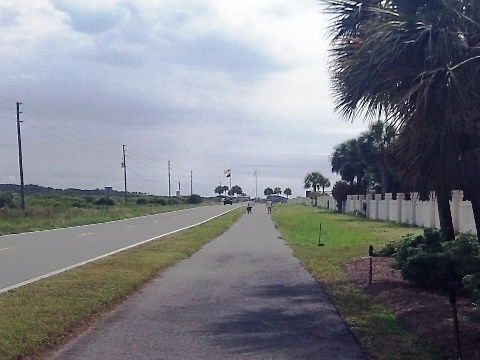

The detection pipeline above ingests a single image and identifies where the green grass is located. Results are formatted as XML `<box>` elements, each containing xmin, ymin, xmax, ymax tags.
<box><xmin>0</xmin><ymin>203</ymin><xmax>209</xmax><ymax>236</ymax></box>
<box><xmin>272</xmin><ymin>204</ymin><xmax>444</xmax><ymax>360</ymax></box>
<box><xmin>0</xmin><ymin>207</ymin><xmax>244</xmax><ymax>360</ymax></box>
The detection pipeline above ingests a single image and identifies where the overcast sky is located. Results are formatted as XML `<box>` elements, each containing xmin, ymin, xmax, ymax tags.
<box><xmin>0</xmin><ymin>0</ymin><xmax>366</xmax><ymax>198</ymax></box>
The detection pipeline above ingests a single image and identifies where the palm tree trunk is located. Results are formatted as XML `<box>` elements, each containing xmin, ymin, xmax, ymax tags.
<box><xmin>436</xmin><ymin>186</ymin><xmax>455</xmax><ymax>241</ymax></box>
<box><xmin>462</xmin><ymin>150</ymin><xmax>480</xmax><ymax>243</ymax></box>
<box><xmin>380</xmin><ymin>165</ymin><xmax>389</xmax><ymax>198</ymax></box>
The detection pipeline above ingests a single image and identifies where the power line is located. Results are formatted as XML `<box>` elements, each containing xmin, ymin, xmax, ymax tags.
<box><xmin>22</xmin><ymin>122</ymin><xmax>118</xmax><ymax>157</ymax></box>
<box><xmin>22</xmin><ymin>103</ymin><xmax>123</xmax><ymax>147</ymax></box>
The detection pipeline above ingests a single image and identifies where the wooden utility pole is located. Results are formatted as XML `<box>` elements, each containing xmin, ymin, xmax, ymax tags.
<box><xmin>122</xmin><ymin>145</ymin><xmax>127</xmax><ymax>205</ymax></box>
<box><xmin>16</xmin><ymin>102</ymin><xmax>25</xmax><ymax>210</ymax></box>
<box><xmin>168</xmin><ymin>161</ymin><xmax>171</xmax><ymax>200</ymax></box>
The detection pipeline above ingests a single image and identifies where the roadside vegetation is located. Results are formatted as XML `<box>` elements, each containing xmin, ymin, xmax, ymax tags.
<box><xmin>0</xmin><ymin>206</ymin><xmax>244</xmax><ymax>360</ymax></box>
<box><xmin>0</xmin><ymin>192</ymin><xmax>213</xmax><ymax>236</ymax></box>
<box><xmin>317</xmin><ymin>0</ymin><xmax>480</xmax><ymax>242</ymax></box>
<box><xmin>272</xmin><ymin>204</ymin><xmax>446</xmax><ymax>359</ymax></box>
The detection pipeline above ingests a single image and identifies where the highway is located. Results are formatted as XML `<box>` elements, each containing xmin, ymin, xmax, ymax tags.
<box><xmin>0</xmin><ymin>205</ymin><xmax>240</xmax><ymax>293</ymax></box>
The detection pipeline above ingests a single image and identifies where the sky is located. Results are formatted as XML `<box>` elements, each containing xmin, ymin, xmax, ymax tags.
<box><xmin>0</xmin><ymin>0</ymin><xmax>367</xmax><ymax>198</ymax></box>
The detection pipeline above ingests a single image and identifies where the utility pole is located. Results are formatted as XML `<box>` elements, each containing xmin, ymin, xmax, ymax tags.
<box><xmin>122</xmin><ymin>145</ymin><xmax>127</xmax><ymax>205</ymax></box>
<box><xmin>16</xmin><ymin>102</ymin><xmax>25</xmax><ymax>210</ymax></box>
<box><xmin>178</xmin><ymin>181</ymin><xmax>181</xmax><ymax>196</ymax></box>
<box><xmin>190</xmin><ymin>170</ymin><xmax>193</xmax><ymax>195</ymax></box>
<box><xmin>168</xmin><ymin>161</ymin><xmax>171</xmax><ymax>201</ymax></box>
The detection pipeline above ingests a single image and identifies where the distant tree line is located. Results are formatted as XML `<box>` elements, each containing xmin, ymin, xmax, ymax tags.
<box><xmin>0</xmin><ymin>184</ymin><xmax>204</xmax><ymax>209</ymax></box>
<box><xmin>0</xmin><ymin>184</ymin><xmax>145</xmax><ymax>198</ymax></box>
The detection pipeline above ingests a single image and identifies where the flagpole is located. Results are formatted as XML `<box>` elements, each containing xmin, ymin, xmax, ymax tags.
<box><xmin>255</xmin><ymin>169</ymin><xmax>258</xmax><ymax>199</ymax></box>
<box><xmin>224</xmin><ymin>169</ymin><xmax>232</xmax><ymax>194</ymax></box>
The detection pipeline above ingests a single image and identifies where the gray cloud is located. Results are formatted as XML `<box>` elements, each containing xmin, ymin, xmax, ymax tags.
<box><xmin>0</xmin><ymin>1</ymin><xmax>365</xmax><ymax>197</ymax></box>
<box><xmin>52</xmin><ymin>2</ymin><xmax>124</xmax><ymax>34</ymax></box>
<box><xmin>0</xmin><ymin>7</ymin><xmax>18</xmax><ymax>27</ymax></box>
<box><xmin>165</xmin><ymin>33</ymin><xmax>287</xmax><ymax>81</ymax></box>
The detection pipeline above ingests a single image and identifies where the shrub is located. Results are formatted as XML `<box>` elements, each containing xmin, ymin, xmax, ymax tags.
<box><xmin>168</xmin><ymin>198</ymin><xmax>179</xmax><ymax>205</ymax></box>
<box><xmin>94</xmin><ymin>197</ymin><xmax>115</xmax><ymax>206</ymax></box>
<box><xmin>464</xmin><ymin>273</ymin><xmax>480</xmax><ymax>307</ymax></box>
<box><xmin>394</xmin><ymin>230</ymin><xmax>480</xmax><ymax>290</ymax></box>
<box><xmin>0</xmin><ymin>192</ymin><xmax>15</xmax><ymax>208</ymax></box>
<box><xmin>187</xmin><ymin>194</ymin><xmax>202</xmax><ymax>204</ymax></box>
<box><xmin>393</xmin><ymin>229</ymin><xmax>445</xmax><ymax>269</ymax></box>
<box><xmin>149</xmin><ymin>197</ymin><xmax>167</xmax><ymax>205</ymax></box>
<box><xmin>136</xmin><ymin>198</ymin><xmax>147</xmax><ymax>205</ymax></box>
<box><xmin>376</xmin><ymin>240</ymin><xmax>402</xmax><ymax>257</ymax></box>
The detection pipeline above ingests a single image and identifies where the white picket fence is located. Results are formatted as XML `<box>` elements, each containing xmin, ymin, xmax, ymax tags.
<box><xmin>290</xmin><ymin>191</ymin><xmax>477</xmax><ymax>235</ymax></box>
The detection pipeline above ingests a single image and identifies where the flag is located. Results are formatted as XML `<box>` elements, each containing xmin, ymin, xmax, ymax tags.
<box><xmin>224</xmin><ymin>169</ymin><xmax>231</xmax><ymax>178</ymax></box>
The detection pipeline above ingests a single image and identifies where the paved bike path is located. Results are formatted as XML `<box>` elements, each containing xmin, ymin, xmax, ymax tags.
<box><xmin>50</xmin><ymin>207</ymin><xmax>366</xmax><ymax>360</ymax></box>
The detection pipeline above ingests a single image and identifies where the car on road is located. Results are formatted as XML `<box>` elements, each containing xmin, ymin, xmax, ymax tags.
<box><xmin>266</xmin><ymin>195</ymin><xmax>287</xmax><ymax>204</ymax></box>
<box><xmin>223</xmin><ymin>197</ymin><xmax>233</xmax><ymax>205</ymax></box>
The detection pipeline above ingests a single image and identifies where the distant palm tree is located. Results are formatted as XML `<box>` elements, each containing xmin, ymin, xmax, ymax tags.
<box><xmin>330</xmin><ymin>139</ymin><xmax>365</xmax><ymax>186</ymax></box>
<box><xmin>318</xmin><ymin>177</ymin><xmax>331</xmax><ymax>195</ymax></box>
<box><xmin>215</xmin><ymin>185</ymin><xmax>228</xmax><ymax>196</ymax></box>
<box><xmin>283</xmin><ymin>188</ymin><xmax>292</xmax><ymax>201</ymax></box>
<box><xmin>274</xmin><ymin>187</ymin><xmax>282</xmax><ymax>195</ymax></box>
<box><xmin>358</xmin><ymin>121</ymin><xmax>396</xmax><ymax>198</ymax></box>
<box><xmin>304</xmin><ymin>172</ymin><xmax>328</xmax><ymax>205</ymax></box>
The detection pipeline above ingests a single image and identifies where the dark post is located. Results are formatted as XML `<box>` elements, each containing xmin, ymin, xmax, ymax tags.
<box><xmin>168</xmin><ymin>160</ymin><xmax>171</xmax><ymax>202</ymax></box>
<box><xmin>122</xmin><ymin>145</ymin><xmax>127</xmax><ymax>205</ymax></box>
<box><xmin>368</xmin><ymin>245</ymin><xmax>374</xmax><ymax>285</ymax></box>
<box><xmin>317</xmin><ymin>222</ymin><xmax>324</xmax><ymax>247</ymax></box>
<box><xmin>16</xmin><ymin>102</ymin><xmax>25</xmax><ymax>210</ymax></box>
<box><xmin>448</xmin><ymin>283</ymin><xmax>462</xmax><ymax>359</ymax></box>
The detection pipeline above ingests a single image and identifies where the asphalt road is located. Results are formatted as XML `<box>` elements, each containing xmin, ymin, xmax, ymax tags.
<box><xmin>0</xmin><ymin>204</ymin><xmax>240</xmax><ymax>293</ymax></box>
<box><xmin>50</xmin><ymin>205</ymin><xmax>366</xmax><ymax>360</ymax></box>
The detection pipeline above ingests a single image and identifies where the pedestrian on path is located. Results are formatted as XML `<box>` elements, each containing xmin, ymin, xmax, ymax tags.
<box><xmin>266</xmin><ymin>200</ymin><xmax>272</xmax><ymax>214</ymax></box>
<box><xmin>247</xmin><ymin>200</ymin><xmax>253</xmax><ymax>214</ymax></box>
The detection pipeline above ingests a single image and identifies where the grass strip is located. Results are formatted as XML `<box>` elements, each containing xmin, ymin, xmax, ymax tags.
<box><xmin>272</xmin><ymin>204</ymin><xmax>444</xmax><ymax>360</ymax></box>
<box><xmin>0</xmin><ymin>207</ymin><xmax>244</xmax><ymax>360</ymax></box>
<box><xmin>0</xmin><ymin>203</ymin><xmax>208</xmax><ymax>236</ymax></box>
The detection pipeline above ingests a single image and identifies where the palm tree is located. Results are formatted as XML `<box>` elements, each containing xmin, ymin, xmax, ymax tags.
<box><xmin>318</xmin><ymin>177</ymin><xmax>331</xmax><ymax>194</ymax></box>
<box><xmin>283</xmin><ymin>188</ymin><xmax>292</xmax><ymax>201</ymax></box>
<box><xmin>214</xmin><ymin>186</ymin><xmax>224</xmax><ymax>196</ymax></box>
<box><xmin>215</xmin><ymin>185</ymin><xmax>229</xmax><ymax>197</ymax></box>
<box><xmin>330</xmin><ymin>139</ymin><xmax>366</xmax><ymax>187</ymax></box>
<box><xmin>230</xmin><ymin>185</ymin><xmax>243</xmax><ymax>196</ymax></box>
<box><xmin>358</xmin><ymin>121</ymin><xmax>396</xmax><ymax>198</ymax></box>
<box><xmin>274</xmin><ymin>187</ymin><xmax>282</xmax><ymax>195</ymax></box>
<box><xmin>322</xmin><ymin>0</ymin><xmax>480</xmax><ymax>240</ymax></box>
<box><xmin>304</xmin><ymin>172</ymin><xmax>327</xmax><ymax>206</ymax></box>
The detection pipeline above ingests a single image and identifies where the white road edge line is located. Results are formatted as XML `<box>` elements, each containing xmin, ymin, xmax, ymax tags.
<box><xmin>0</xmin><ymin>205</ymin><xmax>215</xmax><ymax>238</ymax></box>
<box><xmin>0</xmin><ymin>207</ymin><xmax>239</xmax><ymax>295</ymax></box>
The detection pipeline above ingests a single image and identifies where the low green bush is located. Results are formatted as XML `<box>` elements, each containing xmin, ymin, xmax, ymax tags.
<box><xmin>392</xmin><ymin>230</ymin><xmax>480</xmax><ymax>290</ymax></box>
<box><xmin>150</xmin><ymin>197</ymin><xmax>167</xmax><ymax>205</ymax></box>
<box><xmin>464</xmin><ymin>273</ymin><xmax>480</xmax><ymax>307</ymax></box>
<box><xmin>94</xmin><ymin>197</ymin><xmax>115</xmax><ymax>206</ymax></box>
<box><xmin>187</xmin><ymin>194</ymin><xmax>202</xmax><ymax>204</ymax></box>
<box><xmin>0</xmin><ymin>192</ymin><xmax>16</xmax><ymax>208</ymax></box>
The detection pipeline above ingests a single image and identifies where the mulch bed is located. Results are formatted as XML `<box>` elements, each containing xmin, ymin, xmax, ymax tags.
<box><xmin>343</xmin><ymin>257</ymin><xmax>480</xmax><ymax>359</ymax></box>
